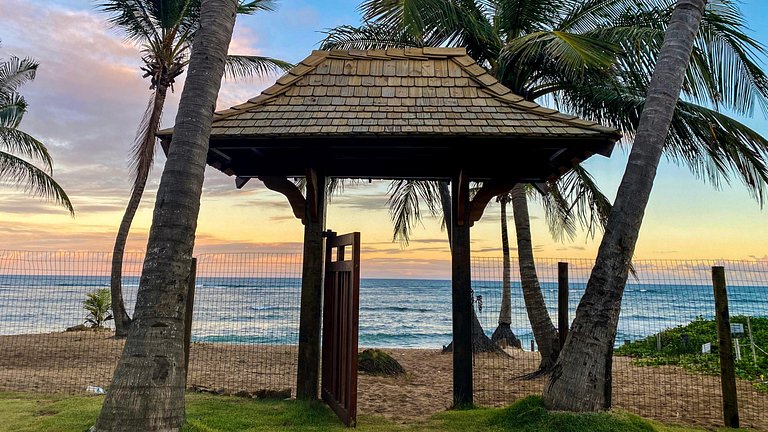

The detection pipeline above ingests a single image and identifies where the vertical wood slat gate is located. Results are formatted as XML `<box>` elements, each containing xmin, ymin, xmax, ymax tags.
<box><xmin>321</xmin><ymin>231</ymin><xmax>361</xmax><ymax>427</ymax></box>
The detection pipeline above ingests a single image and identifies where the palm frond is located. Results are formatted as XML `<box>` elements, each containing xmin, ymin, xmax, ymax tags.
<box><xmin>494</xmin><ymin>0</ymin><xmax>564</xmax><ymax>38</ymax></box>
<box><xmin>0</xmin><ymin>93</ymin><xmax>28</xmax><ymax>129</ymax></box>
<box><xmin>129</xmin><ymin>91</ymin><xmax>160</xmax><ymax>187</ymax></box>
<box><xmin>95</xmin><ymin>0</ymin><xmax>160</xmax><ymax>42</ymax></box>
<box><xmin>0</xmin><ymin>151</ymin><xmax>74</xmax><ymax>215</ymax></box>
<box><xmin>0</xmin><ymin>127</ymin><xmax>53</xmax><ymax>172</ymax></box>
<box><xmin>539</xmin><ymin>164</ymin><xmax>612</xmax><ymax>242</ymax></box>
<box><xmin>320</xmin><ymin>24</ymin><xmax>423</xmax><ymax>51</ymax></box>
<box><xmin>224</xmin><ymin>55</ymin><xmax>294</xmax><ymax>80</ymax></box>
<box><xmin>0</xmin><ymin>56</ymin><xmax>38</xmax><ymax>97</ymax></box>
<box><xmin>238</xmin><ymin>0</ymin><xmax>278</xmax><ymax>13</ymax></box>
<box><xmin>558</xmin><ymin>80</ymin><xmax>768</xmax><ymax>206</ymax></box>
<box><xmin>386</xmin><ymin>180</ymin><xmax>442</xmax><ymax>245</ymax></box>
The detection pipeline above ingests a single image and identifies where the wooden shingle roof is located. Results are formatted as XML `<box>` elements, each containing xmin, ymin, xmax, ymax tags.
<box><xmin>160</xmin><ymin>48</ymin><xmax>620</xmax><ymax>140</ymax></box>
<box><xmin>158</xmin><ymin>48</ymin><xmax>620</xmax><ymax>182</ymax></box>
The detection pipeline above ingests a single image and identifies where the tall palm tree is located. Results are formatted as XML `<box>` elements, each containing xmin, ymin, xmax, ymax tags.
<box><xmin>97</xmin><ymin>0</ymin><xmax>291</xmax><ymax>337</ymax></box>
<box><xmin>322</xmin><ymin>0</ymin><xmax>768</xmax><ymax>370</ymax></box>
<box><xmin>544</xmin><ymin>0</ymin><xmax>710</xmax><ymax>411</ymax></box>
<box><xmin>1</xmin><ymin>54</ymin><xmax>73</xmax><ymax>215</ymax></box>
<box><xmin>93</xmin><ymin>0</ymin><xmax>238</xmax><ymax>429</ymax></box>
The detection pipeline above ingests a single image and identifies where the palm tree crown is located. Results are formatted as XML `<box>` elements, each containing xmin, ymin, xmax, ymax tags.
<box><xmin>0</xmin><ymin>54</ymin><xmax>73</xmax><ymax>215</ymax></box>
<box><xmin>98</xmin><ymin>0</ymin><xmax>292</xmax><ymax>337</ymax></box>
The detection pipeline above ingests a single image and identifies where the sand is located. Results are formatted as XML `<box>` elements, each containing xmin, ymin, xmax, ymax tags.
<box><xmin>0</xmin><ymin>331</ymin><xmax>766</xmax><ymax>430</ymax></box>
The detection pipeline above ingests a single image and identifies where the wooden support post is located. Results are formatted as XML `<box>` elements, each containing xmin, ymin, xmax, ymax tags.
<box><xmin>184</xmin><ymin>258</ymin><xmax>197</xmax><ymax>379</ymax></box>
<box><xmin>558</xmin><ymin>262</ymin><xmax>569</xmax><ymax>349</ymax></box>
<box><xmin>451</xmin><ymin>172</ymin><xmax>473</xmax><ymax>407</ymax></box>
<box><xmin>297</xmin><ymin>172</ymin><xmax>327</xmax><ymax>400</ymax></box>
<box><xmin>713</xmin><ymin>266</ymin><xmax>739</xmax><ymax>428</ymax></box>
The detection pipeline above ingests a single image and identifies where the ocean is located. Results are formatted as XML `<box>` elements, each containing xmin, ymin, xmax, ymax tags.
<box><xmin>1</xmin><ymin>276</ymin><xmax>766</xmax><ymax>349</ymax></box>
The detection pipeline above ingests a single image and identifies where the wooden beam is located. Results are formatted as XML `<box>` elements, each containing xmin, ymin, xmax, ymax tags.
<box><xmin>296</xmin><ymin>173</ymin><xmax>327</xmax><ymax>400</ymax></box>
<box><xmin>306</xmin><ymin>168</ymin><xmax>320</xmax><ymax>223</ymax></box>
<box><xmin>467</xmin><ymin>180</ymin><xmax>516</xmax><ymax>226</ymax></box>
<box><xmin>713</xmin><ymin>266</ymin><xmax>740</xmax><ymax>428</ymax></box>
<box><xmin>451</xmin><ymin>171</ymin><xmax>473</xmax><ymax>407</ymax></box>
<box><xmin>258</xmin><ymin>176</ymin><xmax>306</xmax><ymax>222</ymax></box>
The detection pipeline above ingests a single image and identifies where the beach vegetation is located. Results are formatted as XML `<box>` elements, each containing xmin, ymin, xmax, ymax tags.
<box><xmin>93</xmin><ymin>1</ymin><xmax>239</xmax><ymax>430</ymax></box>
<box><xmin>358</xmin><ymin>349</ymin><xmax>406</xmax><ymax>376</ymax></box>
<box><xmin>83</xmin><ymin>288</ymin><xmax>113</xmax><ymax>329</ymax></box>
<box><xmin>96</xmin><ymin>0</ymin><xmax>292</xmax><ymax>338</ymax></box>
<box><xmin>616</xmin><ymin>316</ymin><xmax>768</xmax><ymax>392</ymax></box>
<box><xmin>0</xmin><ymin>392</ymin><xmax>740</xmax><ymax>431</ymax></box>
<box><xmin>0</xmin><ymin>51</ymin><xmax>73</xmax><ymax>215</ymax></box>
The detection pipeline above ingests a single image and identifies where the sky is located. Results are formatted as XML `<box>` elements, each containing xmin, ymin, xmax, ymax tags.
<box><xmin>0</xmin><ymin>0</ymin><xmax>766</xmax><ymax>279</ymax></box>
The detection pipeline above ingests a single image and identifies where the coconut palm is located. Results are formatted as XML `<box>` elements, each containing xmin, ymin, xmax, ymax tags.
<box><xmin>322</xmin><ymin>0</ymin><xmax>768</xmax><ymax>371</ymax></box>
<box><xmin>94</xmin><ymin>0</ymin><xmax>238</xmax><ymax>429</ymax></box>
<box><xmin>1</xmin><ymin>55</ymin><xmax>73</xmax><ymax>214</ymax></box>
<box><xmin>97</xmin><ymin>0</ymin><xmax>292</xmax><ymax>337</ymax></box>
<box><xmin>544</xmin><ymin>0</ymin><xmax>711</xmax><ymax>411</ymax></box>
<box><xmin>84</xmin><ymin>288</ymin><xmax>113</xmax><ymax>329</ymax></box>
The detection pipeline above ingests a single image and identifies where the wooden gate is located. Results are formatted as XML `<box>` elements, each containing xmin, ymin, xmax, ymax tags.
<box><xmin>321</xmin><ymin>231</ymin><xmax>361</xmax><ymax>427</ymax></box>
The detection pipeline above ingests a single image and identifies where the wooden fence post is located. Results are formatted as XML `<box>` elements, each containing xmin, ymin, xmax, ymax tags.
<box><xmin>712</xmin><ymin>266</ymin><xmax>739</xmax><ymax>428</ymax></box>
<box><xmin>184</xmin><ymin>257</ymin><xmax>197</xmax><ymax>380</ymax></box>
<box><xmin>558</xmin><ymin>262</ymin><xmax>569</xmax><ymax>349</ymax></box>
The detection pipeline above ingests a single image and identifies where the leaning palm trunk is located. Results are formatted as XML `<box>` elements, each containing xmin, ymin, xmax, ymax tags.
<box><xmin>543</xmin><ymin>0</ymin><xmax>707</xmax><ymax>412</ymax></box>
<box><xmin>110</xmin><ymin>84</ymin><xmax>169</xmax><ymax>337</ymax></box>
<box><xmin>94</xmin><ymin>1</ymin><xmax>237</xmax><ymax>430</ymax></box>
<box><xmin>491</xmin><ymin>194</ymin><xmax>521</xmax><ymax>349</ymax></box>
<box><xmin>510</xmin><ymin>184</ymin><xmax>559</xmax><ymax>370</ymax></box>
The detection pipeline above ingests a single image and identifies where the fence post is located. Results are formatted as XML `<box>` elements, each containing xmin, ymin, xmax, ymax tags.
<box><xmin>184</xmin><ymin>257</ymin><xmax>197</xmax><ymax>380</ymax></box>
<box><xmin>558</xmin><ymin>262</ymin><xmax>569</xmax><ymax>349</ymax></box>
<box><xmin>712</xmin><ymin>266</ymin><xmax>739</xmax><ymax>428</ymax></box>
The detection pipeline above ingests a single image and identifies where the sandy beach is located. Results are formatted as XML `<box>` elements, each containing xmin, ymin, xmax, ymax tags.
<box><xmin>0</xmin><ymin>331</ymin><xmax>766</xmax><ymax>430</ymax></box>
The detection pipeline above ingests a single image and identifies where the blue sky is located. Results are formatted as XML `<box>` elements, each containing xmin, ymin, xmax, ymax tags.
<box><xmin>0</xmin><ymin>0</ymin><xmax>766</xmax><ymax>278</ymax></box>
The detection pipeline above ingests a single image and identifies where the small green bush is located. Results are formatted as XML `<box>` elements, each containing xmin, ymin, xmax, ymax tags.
<box><xmin>358</xmin><ymin>349</ymin><xmax>405</xmax><ymax>376</ymax></box>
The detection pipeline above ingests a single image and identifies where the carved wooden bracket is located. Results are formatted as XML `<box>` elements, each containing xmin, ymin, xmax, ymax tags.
<box><xmin>258</xmin><ymin>176</ymin><xmax>306</xmax><ymax>223</ymax></box>
<box><xmin>468</xmin><ymin>180</ymin><xmax>517</xmax><ymax>227</ymax></box>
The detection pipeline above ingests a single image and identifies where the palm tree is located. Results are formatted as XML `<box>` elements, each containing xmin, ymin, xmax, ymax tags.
<box><xmin>84</xmin><ymin>288</ymin><xmax>113</xmax><ymax>329</ymax></box>
<box><xmin>543</xmin><ymin>0</ymin><xmax>710</xmax><ymax>411</ymax></box>
<box><xmin>489</xmin><ymin>192</ymin><xmax>519</xmax><ymax>349</ymax></box>
<box><xmin>322</xmin><ymin>0</ymin><xmax>768</xmax><ymax>370</ymax></box>
<box><xmin>1</xmin><ymin>54</ymin><xmax>73</xmax><ymax>215</ymax></box>
<box><xmin>93</xmin><ymin>0</ymin><xmax>238</xmax><ymax>429</ymax></box>
<box><xmin>97</xmin><ymin>0</ymin><xmax>292</xmax><ymax>337</ymax></box>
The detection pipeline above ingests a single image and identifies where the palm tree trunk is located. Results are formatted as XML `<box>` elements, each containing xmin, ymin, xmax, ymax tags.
<box><xmin>492</xmin><ymin>194</ymin><xmax>520</xmax><ymax>349</ymax></box>
<box><xmin>111</xmin><ymin>84</ymin><xmax>169</xmax><ymax>338</ymax></box>
<box><xmin>543</xmin><ymin>0</ymin><xmax>707</xmax><ymax>412</ymax></box>
<box><xmin>94</xmin><ymin>1</ymin><xmax>237</xmax><ymax>430</ymax></box>
<box><xmin>510</xmin><ymin>184</ymin><xmax>560</xmax><ymax>370</ymax></box>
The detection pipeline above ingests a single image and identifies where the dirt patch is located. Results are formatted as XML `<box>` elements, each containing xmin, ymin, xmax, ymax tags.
<box><xmin>0</xmin><ymin>332</ymin><xmax>766</xmax><ymax>430</ymax></box>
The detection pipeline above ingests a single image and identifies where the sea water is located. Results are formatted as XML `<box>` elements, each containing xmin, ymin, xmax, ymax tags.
<box><xmin>0</xmin><ymin>276</ymin><xmax>766</xmax><ymax>349</ymax></box>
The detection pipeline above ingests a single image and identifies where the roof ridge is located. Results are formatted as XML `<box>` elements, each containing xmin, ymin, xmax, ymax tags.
<box><xmin>448</xmin><ymin>56</ymin><xmax>620</xmax><ymax>136</ymax></box>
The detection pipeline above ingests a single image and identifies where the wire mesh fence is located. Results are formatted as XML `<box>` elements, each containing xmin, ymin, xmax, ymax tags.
<box><xmin>0</xmin><ymin>250</ymin><xmax>303</xmax><ymax>398</ymax></box>
<box><xmin>472</xmin><ymin>257</ymin><xmax>768</xmax><ymax>430</ymax></box>
<box><xmin>0</xmin><ymin>250</ymin><xmax>766</xmax><ymax>429</ymax></box>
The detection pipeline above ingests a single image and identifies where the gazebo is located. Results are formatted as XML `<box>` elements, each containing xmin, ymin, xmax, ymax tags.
<box><xmin>159</xmin><ymin>47</ymin><xmax>620</xmax><ymax>413</ymax></box>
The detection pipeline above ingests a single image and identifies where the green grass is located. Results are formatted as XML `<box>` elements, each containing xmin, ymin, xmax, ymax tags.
<box><xmin>615</xmin><ymin>316</ymin><xmax>768</xmax><ymax>392</ymax></box>
<box><xmin>0</xmin><ymin>392</ymin><xmax>751</xmax><ymax>432</ymax></box>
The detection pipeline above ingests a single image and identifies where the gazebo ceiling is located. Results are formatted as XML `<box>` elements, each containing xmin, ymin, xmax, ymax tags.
<box><xmin>158</xmin><ymin>47</ymin><xmax>621</xmax><ymax>182</ymax></box>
